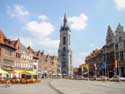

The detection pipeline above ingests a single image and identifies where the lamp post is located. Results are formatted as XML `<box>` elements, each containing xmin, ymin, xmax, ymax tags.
<box><xmin>81</xmin><ymin>66</ymin><xmax>83</xmax><ymax>77</ymax></box>
<box><xmin>118</xmin><ymin>52</ymin><xmax>121</xmax><ymax>77</ymax></box>
<box><xmin>105</xmin><ymin>54</ymin><xmax>107</xmax><ymax>77</ymax></box>
<box><xmin>88</xmin><ymin>64</ymin><xmax>89</xmax><ymax>81</ymax></box>
<box><xmin>114</xmin><ymin>43</ymin><xmax>117</xmax><ymax>76</ymax></box>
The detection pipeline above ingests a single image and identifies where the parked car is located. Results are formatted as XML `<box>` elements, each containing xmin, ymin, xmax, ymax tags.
<box><xmin>119</xmin><ymin>77</ymin><xmax>125</xmax><ymax>81</ymax></box>
<box><xmin>113</xmin><ymin>75</ymin><xmax>125</xmax><ymax>82</ymax></box>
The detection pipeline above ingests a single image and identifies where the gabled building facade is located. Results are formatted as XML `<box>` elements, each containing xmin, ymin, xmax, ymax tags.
<box><xmin>0</xmin><ymin>31</ymin><xmax>16</xmax><ymax>71</ymax></box>
<box><xmin>0</xmin><ymin>31</ymin><xmax>60</xmax><ymax>78</ymax></box>
<box><xmin>85</xmin><ymin>24</ymin><xmax>125</xmax><ymax>78</ymax></box>
<box><xmin>103</xmin><ymin>24</ymin><xmax>125</xmax><ymax>77</ymax></box>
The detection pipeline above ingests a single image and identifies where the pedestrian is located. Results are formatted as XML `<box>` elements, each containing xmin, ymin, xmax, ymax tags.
<box><xmin>6</xmin><ymin>75</ymin><xmax>10</xmax><ymax>87</ymax></box>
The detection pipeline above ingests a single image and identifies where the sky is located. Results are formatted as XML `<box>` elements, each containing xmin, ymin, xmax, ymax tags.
<box><xmin>0</xmin><ymin>0</ymin><xmax>125</xmax><ymax>67</ymax></box>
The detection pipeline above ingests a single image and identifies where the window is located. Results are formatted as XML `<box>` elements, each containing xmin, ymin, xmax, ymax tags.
<box><xmin>120</xmin><ymin>52</ymin><xmax>123</xmax><ymax>60</ymax></box>
<box><xmin>45</xmin><ymin>59</ymin><xmax>47</xmax><ymax>62</ymax></box>
<box><xmin>63</xmin><ymin>36</ymin><xmax>66</xmax><ymax>45</ymax></box>
<box><xmin>119</xmin><ymin>37</ymin><xmax>122</xmax><ymax>42</ymax></box>
<box><xmin>62</xmin><ymin>53</ymin><xmax>65</xmax><ymax>56</ymax></box>
<box><xmin>16</xmin><ymin>53</ymin><xmax>21</xmax><ymax>58</ymax></box>
<box><xmin>5</xmin><ymin>49</ymin><xmax>12</xmax><ymax>56</ymax></box>
<box><xmin>51</xmin><ymin>62</ymin><xmax>54</xmax><ymax>64</ymax></box>
<box><xmin>115</xmin><ymin>44</ymin><xmax>118</xmax><ymax>50</ymax></box>
<box><xmin>63</xmin><ymin>47</ymin><xmax>65</xmax><ymax>52</ymax></box>
<box><xmin>69</xmin><ymin>35</ymin><xmax>70</xmax><ymax>45</ymax></box>
<box><xmin>124</xmin><ymin>41</ymin><xmax>125</xmax><ymax>47</ymax></box>
<box><xmin>34</xmin><ymin>65</ymin><xmax>37</xmax><ymax>69</ymax></box>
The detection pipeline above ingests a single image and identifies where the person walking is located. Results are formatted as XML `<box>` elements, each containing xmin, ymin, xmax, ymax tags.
<box><xmin>6</xmin><ymin>75</ymin><xmax>10</xmax><ymax>87</ymax></box>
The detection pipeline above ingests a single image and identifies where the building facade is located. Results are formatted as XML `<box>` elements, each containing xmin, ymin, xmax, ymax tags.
<box><xmin>85</xmin><ymin>49</ymin><xmax>103</xmax><ymax>77</ymax></box>
<box><xmin>0</xmin><ymin>31</ymin><xmax>59</xmax><ymax>78</ymax></box>
<box><xmin>13</xmin><ymin>40</ymin><xmax>33</xmax><ymax>71</ymax></box>
<box><xmin>85</xmin><ymin>24</ymin><xmax>125</xmax><ymax>77</ymax></box>
<box><xmin>103</xmin><ymin>24</ymin><xmax>125</xmax><ymax>77</ymax></box>
<box><xmin>0</xmin><ymin>31</ymin><xmax>16</xmax><ymax>71</ymax></box>
<box><xmin>58</xmin><ymin>14</ymin><xmax>73</xmax><ymax>76</ymax></box>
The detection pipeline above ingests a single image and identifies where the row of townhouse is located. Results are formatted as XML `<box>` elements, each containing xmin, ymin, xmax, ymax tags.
<box><xmin>0</xmin><ymin>31</ymin><xmax>60</xmax><ymax>78</ymax></box>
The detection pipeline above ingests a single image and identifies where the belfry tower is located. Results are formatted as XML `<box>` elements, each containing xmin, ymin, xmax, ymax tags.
<box><xmin>58</xmin><ymin>14</ymin><xmax>73</xmax><ymax>77</ymax></box>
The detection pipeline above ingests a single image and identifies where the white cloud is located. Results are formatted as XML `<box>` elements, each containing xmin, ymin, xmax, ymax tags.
<box><xmin>7</xmin><ymin>5</ymin><xmax>58</xmax><ymax>54</ymax></box>
<box><xmin>7</xmin><ymin>4</ymin><xmax>30</xmax><ymax>23</ymax></box>
<box><xmin>38</xmin><ymin>38</ymin><xmax>59</xmax><ymax>49</ymax></box>
<box><xmin>115</xmin><ymin>0</ymin><xmax>125</xmax><ymax>11</ymax></box>
<box><xmin>19</xmin><ymin>37</ymin><xmax>59</xmax><ymax>49</ymax></box>
<box><xmin>20</xmin><ymin>37</ymin><xmax>33</xmax><ymax>47</ymax></box>
<box><xmin>25</xmin><ymin>20</ymin><xmax>54</xmax><ymax>37</ymax></box>
<box><xmin>38</xmin><ymin>15</ymin><xmax>49</xmax><ymax>21</ymax></box>
<box><xmin>68</xmin><ymin>13</ymin><xmax>88</xmax><ymax>31</ymax></box>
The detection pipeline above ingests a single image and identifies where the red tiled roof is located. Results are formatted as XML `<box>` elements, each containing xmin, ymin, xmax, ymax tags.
<box><xmin>27</xmin><ymin>46</ymin><xmax>34</xmax><ymax>54</ymax></box>
<box><xmin>0</xmin><ymin>31</ymin><xmax>7</xmax><ymax>39</ymax></box>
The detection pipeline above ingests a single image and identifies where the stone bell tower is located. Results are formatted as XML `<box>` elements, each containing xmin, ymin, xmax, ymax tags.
<box><xmin>58</xmin><ymin>14</ymin><xmax>73</xmax><ymax>77</ymax></box>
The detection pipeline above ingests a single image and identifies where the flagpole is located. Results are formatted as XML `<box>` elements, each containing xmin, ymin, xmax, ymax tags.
<box><xmin>94</xmin><ymin>64</ymin><xmax>97</xmax><ymax>80</ymax></box>
<box><xmin>81</xmin><ymin>66</ymin><xmax>83</xmax><ymax>77</ymax></box>
<box><xmin>118</xmin><ymin>52</ymin><xmax>121</xmax><ymax>77</ymax></box>
<box><xmin>88</xmin><ymin>66</ymin><xmax>89</xmax><ymax>81</ymax></box>
<box><xmin>105</xmin><ymin>54</ymin><xmax>107</xmax><ymax>78</ymax></box>
<box><xmin>88</xmin><ymin>64</ymin><xmax>89</xmax><ymax>81</ymax></box>
<box><xmin>114</xmin><ymin>50</ymin><xmax>117</xmax><ymax>76</ymax></box>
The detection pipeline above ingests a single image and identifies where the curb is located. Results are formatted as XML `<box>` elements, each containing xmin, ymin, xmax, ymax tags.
<box><xmin>48</xmin><ymin>80</ymin><xmax>65</xmax><ymax>94</ymax></box>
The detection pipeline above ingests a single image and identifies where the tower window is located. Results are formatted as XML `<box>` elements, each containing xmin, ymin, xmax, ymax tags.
<box><xmin>69</xmin><ymin>35</ymin><xmax>70</xmax><ymax>45</ymax></box>
<box><xmin>124</xmin><ymin>41</ymin><xmax>125</xmax><ymax>47</ymax></box>
<box><xmin>63</xmin><ymin>47</ymin><xmax>65</xmax><ymax>52</ymax></box>
<box><xmin>63</xmin><ymin>36</ymin><xmax>66</xmax><ymax>45</ymax></box>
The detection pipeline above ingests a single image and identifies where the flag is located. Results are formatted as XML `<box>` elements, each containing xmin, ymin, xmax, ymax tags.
<box><xmin>114</xmin><ymin>59</ymin><xmax>118</xmax><ymax>68</ymax></box>
<box><xmin>85</xmin><ymin>64</ymin><xmax>89</xmax><ymax>70</ymax></box>
<box><xmin>101</xmin><ymin>63</ymin><xmax>106</xmax><ymax>69</ymax></box>
<box><xmin>93</xmin><ymin>63</ymin><xmax>97</xmax><ymax>70</ymax></box>
<box><xmin>120</xmin><ymin>60</ymin><xmax>124</xmax><ymax>66</ymax></box>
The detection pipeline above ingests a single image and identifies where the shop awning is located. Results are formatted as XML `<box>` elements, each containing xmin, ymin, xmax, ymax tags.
<box><xmin>20</xmin><ymin>71</ymin><xmax>37</xmax><ymax>75</ymax></box>
<box><xmin>7</xmin><ymin>70</ymin><xmax>23</xmax><ymax>74</ymax></box>
<box><xmin>14</xmin><ymin>70</ymin><xmax>23</xmax><ymax>74</ymax></box>
<box><xmin>0</xmin><ymin>68</ymin><xmax>9</xmax><ymax>74</ymax></box>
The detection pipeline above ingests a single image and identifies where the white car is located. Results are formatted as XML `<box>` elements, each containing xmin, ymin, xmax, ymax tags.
<box><xmin>119</xmin><ymin>77</ymin><xmax>125</xmax><ymax>81</ymax></box>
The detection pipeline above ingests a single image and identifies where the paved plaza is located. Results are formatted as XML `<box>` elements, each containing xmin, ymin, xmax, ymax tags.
<box><xmin>0</xmin><ymin>79</ymin><xmax>58</xmax><ymax>94</ymax></box>
<box><xmin>0</xmin><ymin>79</ymin><xmax>125</xmax><ymax>94</ymax></box>
<box><xmin>51</xmin><ymin>79</ymin><xmax>125</xmax><ymax>94</ymax></box>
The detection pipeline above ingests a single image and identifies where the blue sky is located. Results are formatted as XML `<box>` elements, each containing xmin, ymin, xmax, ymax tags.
<box><xmin>0</xmin><ymin>0</ymin><xmax>125</xmax><ymax>67</ymax></box>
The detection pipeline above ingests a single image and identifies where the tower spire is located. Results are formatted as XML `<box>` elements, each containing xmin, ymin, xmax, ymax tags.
<box><xmin>64</xmin><ymin>13</ymin><xmax>67</xmax><ymax>26</ymax></box>
<box><xmin>58</xmin><ymin>13</ymin><xmax>73</xmax><ymax>77</ymax></box>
